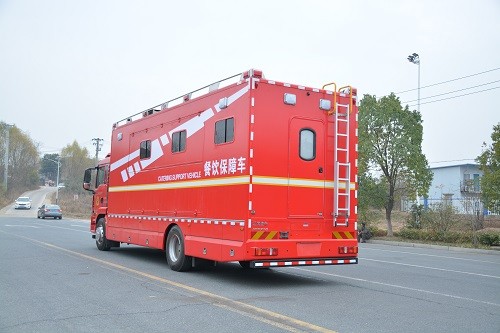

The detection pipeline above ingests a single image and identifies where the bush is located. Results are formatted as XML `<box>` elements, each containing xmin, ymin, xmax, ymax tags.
<box><xmin>419</xmin><ymin>203</ymin><xmax>460</xmax><ymax>234</ymax></box>
<box><xmin>406</xmin><ymin>204</ymin><xmax>424</xmax><ymax>229</ymax></box>
<box><xmin>477</xmin><ymin>231</ymin><xmax>500</xmax><ymax>246</ymax></box>
<box><xmin>399</xmin><ymin>228</ymin><xmax>473</xmax><ymax>244</ymax></box>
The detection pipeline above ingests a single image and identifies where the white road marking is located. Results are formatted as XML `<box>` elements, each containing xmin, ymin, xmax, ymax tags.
<box><xmin>5</xmin><ymin>225</ymin><xmax>39</xmax><ymax>228</ymax></box>
<box><xmin>292</xmin><ymin>267</ymin><xmax>500</xmax><ymax>307</ymax></box>
<box><xmin>363</xmin><ymin>246</ymin><xmax>500</xmax><ymax>264</ymax></box>
<box><xmin>362</xmin><ymin>258</ymin><xmax>500</xmax><ymax>279</ymax></box>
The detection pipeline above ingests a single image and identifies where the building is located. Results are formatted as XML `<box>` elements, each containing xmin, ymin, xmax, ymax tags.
<box><xmin>423</xmin><ymin>163</ymin><xmax>483</xmax><ymax>214</ymax></box>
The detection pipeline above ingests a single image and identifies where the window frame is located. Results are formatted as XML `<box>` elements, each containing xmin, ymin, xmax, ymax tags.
<box><xmin>140</xmin><ymin>140</ymin><xmax>151</xmax><ymax>159</ymax></box>
<box><xmin>299</xmin><ymin>128</ymin><xmax>316</xmax><ymax>161</ymax></box>
<box><xmin>171</xmin><ymin>130</ymin><xmax>187</xmax><ymax>153</ymax></box>
<box><xmin>215</xmin><ymin>117</ymin><xmax>235</xmax><ymax>145</ymax></box>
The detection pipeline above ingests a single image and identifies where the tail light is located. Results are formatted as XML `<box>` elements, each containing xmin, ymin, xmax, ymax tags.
<box><xmin>339</xmin><ymin>246</ymin><xmax>358</xmax><ymax>254</ymax></box>
<box><xmin>254</xmin><ymin>248</ymin><xmax>278</xmax><ymax>256</ymax></box>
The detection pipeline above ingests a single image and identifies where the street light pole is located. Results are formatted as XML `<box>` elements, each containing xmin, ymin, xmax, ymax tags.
<box><xmin>44</xmin><ymin>156</ymin><xmax>61</xmax><ymax>204</ymax></box>
<box><xmin>407</xmin><ymin>53</ymin><xmax>421</xmax><ymax>208</ymax></box>
<box><xmin>55</xmin><ymin>156</ymin><xmax>60</xmax><ymax>204</ymax></box>
<box><xmin>2</xmin><ymin>124</ymin><xmax>13</xmax><ymax>192</ymax></box>
<box><xmin>407</xmin><ymin>52</ymin><xmax>421</xmax><ymax>114</ymax></box>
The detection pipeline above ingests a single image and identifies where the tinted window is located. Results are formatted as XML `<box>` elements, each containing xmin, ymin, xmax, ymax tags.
<box><xmin>215</xmin><ymin>118</ymin><xmax>234</xmax><ymax>144</ymax></box>
<box><xmin>172</xmin><ymin>130</ymin><xmax>187</xmax><ymax>153</ymax></box>
<box><xmin>140</xmin><ymin>140</ymin><xmax>151</xmax><ymax>159</ymax></box>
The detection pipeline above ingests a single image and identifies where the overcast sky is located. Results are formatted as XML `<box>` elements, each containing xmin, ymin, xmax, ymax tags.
<box><xmin>1</xmin><ymin>0</ymin><xmax>499</xmax><ymax>167</ymax></box>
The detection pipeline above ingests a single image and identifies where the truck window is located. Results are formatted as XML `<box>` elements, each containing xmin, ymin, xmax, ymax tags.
<box><xmin>96</xmin><ymin>165</ymin><xmax>108</xmax><ymax>186</ymax></box>
<box><xmin>140</xmin><ymin>140</ymin><xmax>151</xmax><ymax>159</ymax></box>
<box><xmin>299</xmin><ymin>129</ymin><xmax>316</xmax><ymax>160</ymax></box>
<box><xmin>215</xmin><ymin>117</ymin><xmax>234</xmax><ymax>144</ymax></box>
<box><xmin>172</xmin><ymin>130</ymin><xmax>187</xmax><ymax>153</ymax></box>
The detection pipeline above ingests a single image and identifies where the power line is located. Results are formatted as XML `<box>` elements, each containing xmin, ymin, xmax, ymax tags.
<box><xmin>402</xmin><ymin>79</ymin><xmax>500</xmax><ymax>104</ymax></box>
<box><xmin>406</xmin><ymin>86</ymin><xmax>500</xmax><ymax>108</ymax></box>
<box><xmin>394</xmin><ymin>67</ymin><xmax>500</xmax><ymax>95</ymax></box>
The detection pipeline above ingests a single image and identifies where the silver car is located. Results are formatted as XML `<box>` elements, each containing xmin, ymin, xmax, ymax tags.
<box><xmin>37</xmin><ymin>204</ymin><xmax>63</xmax><ymax>219</ymax></box>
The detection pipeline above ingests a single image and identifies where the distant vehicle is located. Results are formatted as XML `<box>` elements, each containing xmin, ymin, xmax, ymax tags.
<box><xmin>14</xmin><ymin>197</ymin><xmax>32</xmax><ymax>209</ymax></box>
<box><xmin>37</xmin><ymin>204</ymin><xmax>63</xmax><ymax>219</ymax></box>
<box><xmin>57</xmin><ymin>183</ymin><xmax>65</xmax><ymax>188</ymax></box>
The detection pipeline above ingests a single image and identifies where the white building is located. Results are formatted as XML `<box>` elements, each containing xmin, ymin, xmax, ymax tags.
<box><xmin>402</xmin><ymin>163</ymin><xmax>485</xmax><ymax>214</ymax></box>
<box><xmin>424</xmin><ymin>163</ymin><xmax>483</xmax><ymax>214</ymax></box>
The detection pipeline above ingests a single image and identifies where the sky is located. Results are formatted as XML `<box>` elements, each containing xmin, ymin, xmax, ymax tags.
<box><xmin>1</xmin><ymin>0</ymin><xmax>499</xmax><ymax>168</ymax></box>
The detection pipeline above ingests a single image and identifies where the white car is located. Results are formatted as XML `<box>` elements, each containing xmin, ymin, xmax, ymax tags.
<box><xmin>14</xmin><ymin>196</ymin><xmax>32</xmax><ymax>209</ymax></box>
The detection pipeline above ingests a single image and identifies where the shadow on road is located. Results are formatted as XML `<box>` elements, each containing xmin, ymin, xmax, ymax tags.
<box><xmin>101</xmin><ymin>245</ymin><xmax>336</xmax><ymax>287</ymax></box>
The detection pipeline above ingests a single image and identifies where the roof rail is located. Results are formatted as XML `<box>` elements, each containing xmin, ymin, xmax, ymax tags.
<box><xmin>113</xmin><ymin>70</ymin><xmax>256</xmax><ymax>128</ymax></box>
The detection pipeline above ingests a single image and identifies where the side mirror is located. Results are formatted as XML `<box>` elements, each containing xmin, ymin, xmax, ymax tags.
<box><xmin>84</xmin><ymin>168</ymin><xmax>92</xmax><ymax>183</ymax></box>
<box><xmin>83</xmin><ymin>168</ymin><xmax>95</xmax><ymax>193</ymax></box>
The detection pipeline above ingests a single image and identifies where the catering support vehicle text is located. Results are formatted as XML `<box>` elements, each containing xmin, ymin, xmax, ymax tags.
<box><xmin>83</xmin><ymin>69</ymin><xmax>359</xmax><ymax>271</ymax></box>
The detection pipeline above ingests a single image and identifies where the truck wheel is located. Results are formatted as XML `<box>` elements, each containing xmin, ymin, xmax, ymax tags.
<box><xmin>96</xmin><ymin>218</ymin><xmax>111</xmax><ymax>251</ymax></box>
<box><xmin>166</xmin><ymin>226</ymin><xmax>191</xmax><ymax>272</ymax></box>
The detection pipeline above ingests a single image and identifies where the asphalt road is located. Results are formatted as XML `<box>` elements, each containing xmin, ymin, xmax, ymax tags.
<box><xmin>0</xmin><ymin>192</ymin><xmax>499</xmax><ymax>332</ymax></box>
<box><xmin>1</xmin><ymin>186</ymin><xmax>57</xmax><ymax>218</ymax></box>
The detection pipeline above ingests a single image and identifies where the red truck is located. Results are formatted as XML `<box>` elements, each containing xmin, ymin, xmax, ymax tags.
<box><xmin>83</xmin><ymin>69</ymin><xmax>359</xmax><ymax>271</ymax></box>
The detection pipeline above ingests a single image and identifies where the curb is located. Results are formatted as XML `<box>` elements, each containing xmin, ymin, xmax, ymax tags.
<box><xmin>369</xmin><ymin>239</ymin><xmax>500</xmax><ymax>255</ymax></box>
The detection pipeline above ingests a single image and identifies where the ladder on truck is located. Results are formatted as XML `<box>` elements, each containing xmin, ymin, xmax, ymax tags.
<box><xmin>333</xmin><ymin>87</ymin><xmax>353</xmax><ymax>227</ymax></box>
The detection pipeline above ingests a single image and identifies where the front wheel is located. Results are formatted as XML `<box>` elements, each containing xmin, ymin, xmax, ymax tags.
<box><xmin>166</xmin><ymin>226</ymin><xmax>192</xmax><ymax>272</ymax></box>
<box><xmin>96</xmin><ymin>218</ymin><xmax>111</xmax><ymax>251</ymax></box>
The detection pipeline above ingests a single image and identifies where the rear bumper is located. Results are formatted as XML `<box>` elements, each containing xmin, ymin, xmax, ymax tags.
<box><xmin>250</xmin><ymin>257</ymin><xmax>358</xmax><ymax>268</ymax></box>
<box><xmin>44</xmin><ymin>213</ymin><xmax>62</xmax><ymax>218</ymax></box>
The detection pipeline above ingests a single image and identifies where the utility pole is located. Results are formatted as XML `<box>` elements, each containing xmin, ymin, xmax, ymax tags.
<box><xmin>92</xmin><ymin>138</ymin><xmax>103</xmax><ymax>161</ymax></box>
<box><xmin>2</xmin><ymin>124</ymin><xmax>13</xmax><ymax>192</ymax></box>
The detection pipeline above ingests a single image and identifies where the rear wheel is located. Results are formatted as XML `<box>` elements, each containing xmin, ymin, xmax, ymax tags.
<box><xmin>96</xmin><ymin>218</ymin><xmax>111</xmax><ymax>251</ymax></box>
<box><xmin>166</xmin><ymin>226</ymin><xmax>191</xmax><ymax>272</ymax></box>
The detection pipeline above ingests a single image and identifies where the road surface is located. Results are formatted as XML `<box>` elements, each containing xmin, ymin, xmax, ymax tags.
<box><xmin>1</xmin><ymin>186</ymin><xmax>57</xmax><ymax>218</ymax></box>
<box><xmin>0</xmin><ymin>188</ymin><xmax>499</xmax><ymax>332</ymax></box>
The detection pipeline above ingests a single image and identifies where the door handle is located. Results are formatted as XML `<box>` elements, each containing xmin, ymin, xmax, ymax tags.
<box><xmin>318</xmin><ymin>167</ymin><xmax>323</xmax><ymax>173</ymax></box>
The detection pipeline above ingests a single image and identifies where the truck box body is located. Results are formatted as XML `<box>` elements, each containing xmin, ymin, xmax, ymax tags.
<box><xmin>88</xmin><ymin>69</ymin><xmax>359</xmax><ymax>269</ymax></box>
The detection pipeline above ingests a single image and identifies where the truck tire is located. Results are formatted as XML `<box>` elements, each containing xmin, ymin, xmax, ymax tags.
<box><xmin>166</xmin><ymin>226</ymin><xmax>192</xmax><ymax>272</ymax></box>
<box><xmin>96</xmin><ymin>218</ymin><xmax>111</xmax><ymax>251</ymax></box>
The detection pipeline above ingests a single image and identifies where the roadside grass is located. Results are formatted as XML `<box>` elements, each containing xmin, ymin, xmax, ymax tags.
<box><xmin>47</xmin><ymin>190</ymin><xmax>92</xmax><ymax>219</ymax></box>
<box><xmin>366</xmin><ymin>209</ymin><xmax>500</xmax><ymax>249</ymax></box>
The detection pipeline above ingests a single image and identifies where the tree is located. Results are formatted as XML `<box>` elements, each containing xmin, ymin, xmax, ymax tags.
<box><xmin>477</xmin><ymin>123</ymin><xmax>500</xmax><ymax>213</ymax></box>
<box><xmin>358</xmin><ymin>156</ymin><xmax>386</xmax><ymax>222</ymax></box>
<box><xmin>40</xmin><ymin>153</ymin><xmax>60</xmax><ymax>182</ymax></box>
<box><xmin>359</xmin><ymin>93</ymin><xmax>432</xmax><ymax>236</ymax></box>
<box><xmin>60</xmin><ymin>141</ymin><xmax>94</xmax><ymax>192</ymax></box>
<box><xmin>0</xmin><ymin>122</ymin><xmax>40</xmax><ymax>193</ymax></box>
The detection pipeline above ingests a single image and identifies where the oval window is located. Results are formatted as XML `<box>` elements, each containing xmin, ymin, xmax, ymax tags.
<box><xmin>300</xmin><ymin>129</ymin><xmax>316</xmax><ymax>160</ymax></box>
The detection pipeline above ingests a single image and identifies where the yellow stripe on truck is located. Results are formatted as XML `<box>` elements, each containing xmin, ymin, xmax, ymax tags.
<box><xmin>265</xmin><ymin>231</ymin><xmax>278</xmax><ymax>240</ymax></box>
<box><xmin>332</xmin><ymin>231</ymin><xmax>355</xmax><ymax>239</ymax></box>
<box><xmin>252</xmin><ymin>231</ymin><xmax>265</xmax><ymax>240</ymax></box>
